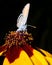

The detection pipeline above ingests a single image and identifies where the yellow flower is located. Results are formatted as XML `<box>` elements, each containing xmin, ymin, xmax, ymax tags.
<box><xmin>0</xmin><ymin>31</ymin><xmax>52</xmax><ymax>65</ymax></box>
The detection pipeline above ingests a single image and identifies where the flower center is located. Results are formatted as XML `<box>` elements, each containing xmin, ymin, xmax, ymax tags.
<box><xmin>5</xmin><ymin>31</ymin><xmax>33</xmax><ymax>48</ymax></box>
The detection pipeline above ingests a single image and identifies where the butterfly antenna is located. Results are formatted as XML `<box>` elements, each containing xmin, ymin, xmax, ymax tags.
<box><xmin>27</xmin><ymin>25</ymin><xmax>36</xmax><ymax>28</ymax></box>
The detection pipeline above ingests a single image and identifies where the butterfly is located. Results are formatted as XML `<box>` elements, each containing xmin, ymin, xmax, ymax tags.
<box><xmin>16</xmin><ymin>3</ymin><xmax>30</xmax><ymax>32</ymax></box>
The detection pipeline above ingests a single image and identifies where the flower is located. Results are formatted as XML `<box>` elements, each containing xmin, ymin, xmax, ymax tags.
<box><xmin>0</xmin><ymin>31</ymin><xmax>52</xmax><ymax>65</ymax></box>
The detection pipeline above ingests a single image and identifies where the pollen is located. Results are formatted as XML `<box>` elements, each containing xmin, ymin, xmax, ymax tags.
<box><xmin>4</xmin><ymin>31</ymin><xmax>33</xmax><ymax>48</ymax></box>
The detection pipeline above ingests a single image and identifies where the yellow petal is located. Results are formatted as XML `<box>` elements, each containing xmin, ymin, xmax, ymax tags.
<box><xmin>30</xmin><ymin>55</ymin><xmax>42</xmax><ymax>65</ymax></box>
<box><xmin>0</xmin><ymin>51</ymin><xmax>3</xmax><ymax>56</ymax></box>
<box><xmin>45</xmin><ymin>57</ymin><xmax>52</xmax><ymax>65</ymax></box>
<box><xmin>3</xmin><ymin>50</ymin><xmax>33</xmax><ymax>65</ymax></box>
<box><xmin>32</xmin><ymin>49</ymin><xmax>48</xmax><ymax>65</ymax></box>
<box><xmin>39</xmin><ymin>48</ymin><xmax>52</xmax><ymax>57</ymax></box>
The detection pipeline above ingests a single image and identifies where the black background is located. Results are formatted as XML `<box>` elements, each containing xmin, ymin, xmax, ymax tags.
<box><xmin>0</xmin><ymin>0</ymin><xmax>52</xmax><ymax>53</ymax></box>
<box><xmin>0</xmin><ymin>0</ymin><xmax>52</xmax><ymax>65</ymax></box>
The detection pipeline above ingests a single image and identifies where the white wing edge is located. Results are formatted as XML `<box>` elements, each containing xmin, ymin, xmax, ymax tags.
<box><xmin>22</xmin><ymin>3</ymin><xmax>30</xmax><ymax>17</ymax></box>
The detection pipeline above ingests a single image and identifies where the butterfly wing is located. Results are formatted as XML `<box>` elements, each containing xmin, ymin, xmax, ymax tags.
<box><xmin>17</xmin><ymin>3</ymin><xmax>30</xmax><ymax>28</ymax></box>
